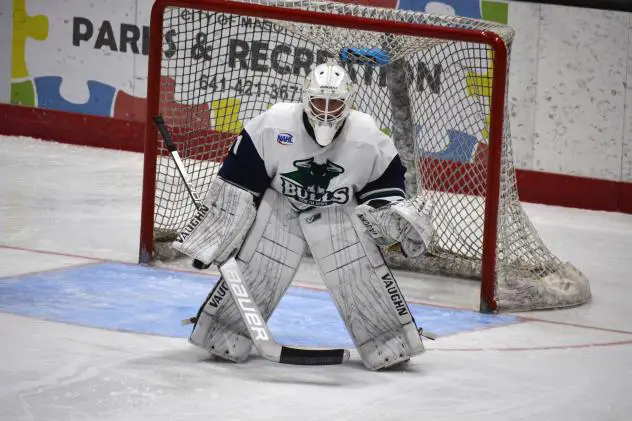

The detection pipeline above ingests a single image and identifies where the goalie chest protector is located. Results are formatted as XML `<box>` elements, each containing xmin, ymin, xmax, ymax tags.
<box><xmin>244</xmin><ymin>102</ymin><xmax>404</xmax><ymax>212</ymax></box>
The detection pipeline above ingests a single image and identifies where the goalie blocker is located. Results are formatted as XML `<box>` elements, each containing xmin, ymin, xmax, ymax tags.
<box><xmin>172</xmin><ymin>176</ymin><xmax>257</xmax><ymax>266</ymax></box>
<box><xmin>178</xmin><ymin>178</ymin><xmax>427</xmax><ymax>370</ymax></box>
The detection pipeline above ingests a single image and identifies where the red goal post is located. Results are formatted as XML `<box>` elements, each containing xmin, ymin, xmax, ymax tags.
<box><xmin>139</xmin><ymin>0</ymin><xmax>591</xmax><ymax>313</ymax></box>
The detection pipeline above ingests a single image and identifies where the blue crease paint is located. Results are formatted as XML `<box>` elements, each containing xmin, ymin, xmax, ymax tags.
<box><xmin>0</xmin><ymin>263</ymin><xmax>518</xmax><ymax>347</ymax></box>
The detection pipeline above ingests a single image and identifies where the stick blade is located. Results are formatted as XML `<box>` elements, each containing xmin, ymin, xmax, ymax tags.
<box><xmin>279</xmin><ymin>347</ymin><xmax>350</xmax><ymax>365</ymax></box>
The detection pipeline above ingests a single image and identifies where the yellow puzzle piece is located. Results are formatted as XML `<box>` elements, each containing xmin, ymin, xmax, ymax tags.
<box><xmin>11</xmin><ymin>0</ymin><xmax>49</xmax><ymax>79</ymax></box>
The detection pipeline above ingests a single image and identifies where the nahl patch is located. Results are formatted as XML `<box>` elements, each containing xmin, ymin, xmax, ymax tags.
<box><xmin>175</xmin><ymin>204</ymin><xmax>210</xmax><ymax>243</ymax></box>
<box><xmin>277</xmin><ymin>132</ymin><xmax>294</xmax><ymax>145</ymax></box>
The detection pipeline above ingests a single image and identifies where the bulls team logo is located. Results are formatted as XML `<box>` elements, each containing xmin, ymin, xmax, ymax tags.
<box><xmin>280</xmin><ymin>158</ymin><xmax>349</xmax><ymax>206</ymax></box>
<box><xmin>277</xmin><ymin>132</ymin><xmax>294</xmax><ymax>145</ymax></box>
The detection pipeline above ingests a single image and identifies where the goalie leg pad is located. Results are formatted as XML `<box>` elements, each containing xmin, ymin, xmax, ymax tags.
<box><xmin>189</xmin><ymin>189</ymin><xmax>306</xmax><ymax>362</ymax></box>
<box><xmin>299</xmin><ymin>204</ymin><xmax>425</xmax><ymax>370</ymax></box>
<box><xmin>173</xmin><ymin>177</ymin><xmax>257</xmax><ymax>266</ymax></box>
<box><xmin>190</xmin><ymin>279</ymin><xmax>252</xmax><ymax>362</ymax></box>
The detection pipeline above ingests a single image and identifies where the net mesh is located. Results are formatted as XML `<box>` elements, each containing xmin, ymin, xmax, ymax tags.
<box><xmin>150</xmin><ymin>0</ymin><xmax>591</xmax><ymax>311</ymax></box>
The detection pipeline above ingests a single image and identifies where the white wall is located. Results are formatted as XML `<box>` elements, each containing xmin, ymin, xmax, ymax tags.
<box><xmin>508</xmin><ymin>2</ymin><xmax>631</xmax><ymax>182</ymax></box>
<box><xmin>624</xmin><ymin>22</ymin><xmax>632</xmax><ymax>183</ymax></box>
<box><xmin>2</xmin><ymin>0</ymin><xmax>631</xmax><ymax>184</ymax></box>
<box><xmin>506</xmin><ymin>1</ymin><xmax>540</xmax><ymax>170</ymax></box>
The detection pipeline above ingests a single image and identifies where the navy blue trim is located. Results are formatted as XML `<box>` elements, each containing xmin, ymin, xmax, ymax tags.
<box><xmin>218</xmin><ymin>130</ymin><xmax>271</xmax><ymax>196</ymax></box>
<box><xmin>357</xmin><ymin>155</ymin><xmax>407</xmax><ymax>204</ymax></box>
<box><xmin>359</xmin><ymin>189</ymin><xmax>406</xmax><ymax>204</ymax></box>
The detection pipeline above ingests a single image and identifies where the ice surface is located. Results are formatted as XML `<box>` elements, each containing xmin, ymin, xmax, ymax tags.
<box><xmin>1</xmin><ymin>135</ymin><xmax>631</xmax><ymax>420</ymax></box>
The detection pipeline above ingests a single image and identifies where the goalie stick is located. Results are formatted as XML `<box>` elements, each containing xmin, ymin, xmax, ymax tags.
<box><xmin>153</xmin><ymin>115</ymin><xmax>350</xmax><ymax>366</ymax></box>
<box><xmin>154</xmin><ymin>116</ymin><xmax>202</xmax><ymax>210</ymax></box>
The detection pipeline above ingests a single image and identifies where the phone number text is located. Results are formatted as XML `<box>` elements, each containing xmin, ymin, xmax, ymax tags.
<box><xmin>199</xmin><ymin>75</ymin><xmax>301</xmax><ymax>101</ymax></box>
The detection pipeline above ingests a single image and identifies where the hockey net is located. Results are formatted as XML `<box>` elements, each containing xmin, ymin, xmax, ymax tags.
<box><xmin>140</xmin><ymin>0</ymin><xmax>591</xmax><ymax>312</ymax></box>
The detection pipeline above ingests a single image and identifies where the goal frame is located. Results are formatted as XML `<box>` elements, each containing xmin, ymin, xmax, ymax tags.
<box><xmin>139</xmin><ymin>0</ymin><xmax>509</xmax><ymax>313</ymax></box>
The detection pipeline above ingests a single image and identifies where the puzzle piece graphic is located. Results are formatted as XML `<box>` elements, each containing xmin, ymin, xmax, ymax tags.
<box><xmin>10</xmin><ymin>80</ymin><xmax>36</xmax><ymax>106</ymax></box>
<box><xmin>211</xmin><ymin>97</ymin><xmax>243</xmax><ymax>135</ymax></box>
<box><xmin>397</xmin><ymin>0</ymin><xmax>481</xmax><ymax>17</ymax></box>
<box><xmin>114</xmin><ymin>76</ymin><xmax>212</xmax><ymax>125</ymax></box>
<box><xmin>12</xmin><ymin>0</ymin><xmax>48</xmax><ymax>79</ymax></box>
<box><xmin>115</xmin><ymin>77</ymin><xmax>234</xmax><ymax>161</ymax></box>
<box><xmin>465</xmin><ymin>50</ymin><xmax>494</xmax><ymax>140</ymax></box>
<box><xmin>355</xmin><ymin>0</ymin><xmax>507</xmax><ymax>22</ymax></box>
<box><xmin>113</xmin><ymin>89</ymin><xmax>144</xmax><ymax>122</ymax></box>
<box><xmin>473</xmin><ymin>141</ymin><xmax>489</xmax><ymax>166</ymax></box>
<box><xmin>466</xmin><ymin>64</ymin><xmax>493</xmax><ymax>99</ymax></box>
<box><xmin>34</xmin><ymin>76</ymin><xmax>116</xmax><ymax>116</ymax></box>
<box><xmin>115</xmin><ymin>76</ymin><xmax>242</xmax><ymax>135</ymax></box>
<box><xmin>337</xmin><ymin>0</ymin><xmax>397</xmax><ymax>8</ymax></box>
<box><xmin>481</xmin><ymin>1</ymin><xmax>509</xmax><ymax>24</ymax></box>
<box><xmin>422</xmin><ymin>129</ymin><xmax>478</xmax><ymax>163</ymax></box>
<box><xmin>420</xmin><ymin>138</ymin><xmax>489</xmax><ymax>196</ymax></box>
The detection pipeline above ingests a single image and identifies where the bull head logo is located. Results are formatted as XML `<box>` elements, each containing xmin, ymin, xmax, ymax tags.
<box><xmin>282</xmin><ymin>158</ymin><xmax>344</xmax><ymax>195</ymax></box>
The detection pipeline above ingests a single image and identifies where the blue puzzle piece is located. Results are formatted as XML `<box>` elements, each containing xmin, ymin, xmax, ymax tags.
<box><xmin>422</xmin><ymin>129</ymin><xmax>478</xmax><ymax>163</ymax></box>
<box><xmin>34</xmin><ymin>76</ymin><xmax>116</xmax><ymax>117</ymax></box>
<box><xmin>397</xmin><ymin>0</ymin><xmax>481</xmax><ymax>19</ymax></box>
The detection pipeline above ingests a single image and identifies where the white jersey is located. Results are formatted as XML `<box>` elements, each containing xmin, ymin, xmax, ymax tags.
<box><xmin>218</xmin><ymin>103</ymin><xmax>406</xmax><ymax>212</ymax></box>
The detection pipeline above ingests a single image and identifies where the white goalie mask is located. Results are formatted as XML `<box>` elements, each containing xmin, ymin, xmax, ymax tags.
<box><xmin>302</xmin><ymin>63</ymin><xmax>355</xmax><ymax>147</ymax></box>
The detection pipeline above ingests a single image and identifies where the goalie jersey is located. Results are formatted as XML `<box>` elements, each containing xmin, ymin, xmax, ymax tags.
<box><xmin>218</xmin><ymin>102</ymin><xmax>406</xmax><ymax>212</ymax></box>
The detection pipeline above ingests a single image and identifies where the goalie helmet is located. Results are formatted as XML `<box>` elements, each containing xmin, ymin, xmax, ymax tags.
<box><xmin>302</xmin><ymin>63</ymin><xmax>355</xmax><ymax>147</ymax></box>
